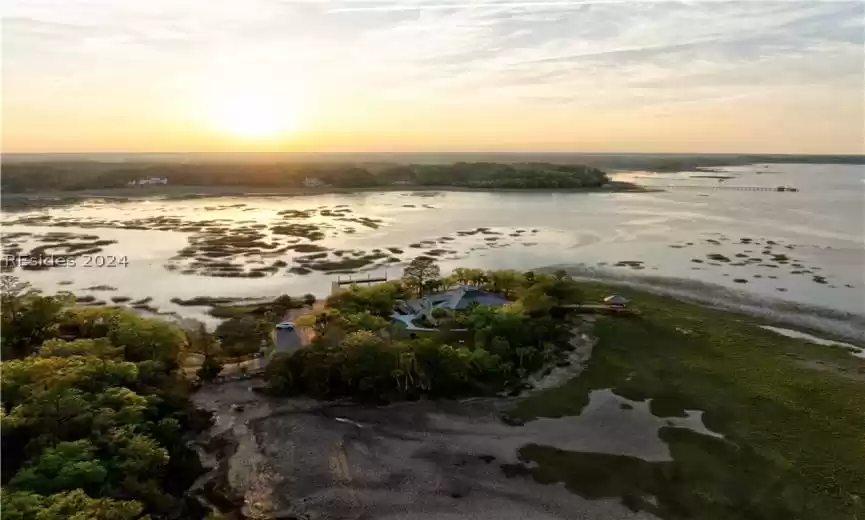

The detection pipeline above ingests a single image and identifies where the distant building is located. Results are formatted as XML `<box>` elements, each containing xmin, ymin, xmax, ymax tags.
<box><xmin>303</xmin><ymin>177</ymin><xmax>325</xmax><ymax>188</ymax></box>
<box><xmin>603</xmin><ymin>295</ymin><xmax>630</xmax><ymax>308</ymax></box>
<box><xmin>128</xmin><ymin>177</ymin><xmax>168</xmax><ymax>186</ymax></box>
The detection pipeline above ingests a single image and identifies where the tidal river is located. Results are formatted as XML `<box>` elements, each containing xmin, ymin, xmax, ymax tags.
<box><xmin>2</xmin><ymin>163</ymin><xmax>862</xmax><ymax>326</ymax></box>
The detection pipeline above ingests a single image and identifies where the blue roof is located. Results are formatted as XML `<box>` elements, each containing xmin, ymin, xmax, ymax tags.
<box><xmin>453</xmin><ymin>291</ymin><xmax>509</xmax><ymax>309</ymax></box>
<box><xmin>420</xmin><ymin>285</ymin><xmax>509</xmax><ymax>310</ymax></box>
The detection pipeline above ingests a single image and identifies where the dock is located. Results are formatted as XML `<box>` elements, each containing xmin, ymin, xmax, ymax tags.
<box><xmin>331</xmin><ymin>273</ymin><xmax>388</xmax><ymax>295</ymax></box>
<box><xmin>660</xmin><ymin>185</ymin><xmax>799</xmax><ymax>192</ymax></box>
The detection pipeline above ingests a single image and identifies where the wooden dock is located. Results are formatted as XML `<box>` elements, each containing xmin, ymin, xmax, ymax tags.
<box><xmin>660</xmin><ymin>185</ymin><xmax>799</xmax><ymax>192</ymax></box>
<box><xmin>555</xmin><ymin>304</ymin><xmax>640</xmax><ymax>316</ymax></box>
<box><xmin>331</xmin><ymin>273</ymin><xmax>388</xmax><ymax>295</ymax></box>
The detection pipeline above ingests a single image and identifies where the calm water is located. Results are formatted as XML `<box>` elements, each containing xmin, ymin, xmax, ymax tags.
<box><xmin>3</xmin><ymin>163</ymin><xmax>863</xmax><ymax>324</ymax></box>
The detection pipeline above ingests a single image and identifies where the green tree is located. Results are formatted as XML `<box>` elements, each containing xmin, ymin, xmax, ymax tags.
<box><xmin>546</xmin><ymin>275</ymin><xmax>583</xmax><ymax>305</ymax></box>
<box><xmin>1</xmin><ymin>276</ymin><xmax>73</xmax><ymax>359</ymax></box>
<box><xmin>184</xmin><ymin>323</ymin><xmax>220</xmax><ymax>357</ymax></box>
<box><xmin>271</xmin><ymin>294</ymin><xmax>297</xmax><ymax>317</ymax></box>
<box><xmin>101</xmin><ymin>426</ymin><xmax>169</xmax><ymax>480</ymax></box>
<box><xmin>214</xmin><ymin>316</ymin><xmax>270</xmax><ymax>357</ymax></box>
<box><xmin>342</xmin><ymin>312</ymin><xmax>390</xmax><ymax>332</ymax></box>
<box><xmin>197</xmin><ymin>356</ymin><xmax>223</xmax><ymax>382</ymax></box>
<box><xmin>9</xmin><ymin>440</ymin><xmax>108</xmax><ymax>495</ymax></box>
<box><xmin>327</xmin><ymin>282</ymin><xmax>406</xmax><ymax>316</ymax></box>
<box><xmin>450</xmin><ymin>268</ymin><xmax>484</xmax><ymax>286</ymax></box>
<box><xmin>263</xmin><ymin>354</ymin><xmax>296</xmax><ymax>395</ymax></box>
<box><xmin>486</xmin><ymin>269</ymin><xmax>522</xmax><ymax>299</ymax></box>
<box><xmin>297</xmin><ymin>308</ymin><xmax>342</xmax><ymax>336</ymax></box>
<box><xmin>107</xmin><ymin>311</ymin><xmax>186</xmax><ymax>364</ymax></box>
<box><xmin>402</xmin><ymin>257</ymin><xmax>441</xmax><ymax>297</ymax></box>
<box><xmin>38</xmin><ymin>338</ymin><xmax>123</xmax><ymax>359</ymax></box>
<box><xmin>518</xmin><ymin>285</ymin><xmax>556</xmax><ymax>315</ymax></box>
<box><xmin>1</xmin><ymin>489</ymin><xmax>143</xmax><ymax>520</ymax></box>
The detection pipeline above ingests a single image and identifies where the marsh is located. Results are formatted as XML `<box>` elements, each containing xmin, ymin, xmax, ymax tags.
<box><xmin>2</xmin><ymin>163</ymin><xmax>862</xmax><ymax>326</ymax></box>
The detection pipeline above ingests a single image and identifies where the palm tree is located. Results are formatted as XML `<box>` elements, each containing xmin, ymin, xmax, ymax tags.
<box><xmin>515</xmin><ymin>347</ymin><xmax>533</xmax><ymax>370</ymax></box>
<box><xmin>398</xmin><ymin>351</ymin><xmax>418</xmax><ymax>389</ymax></box>
<box><xmin>391</xmin><ymin>368</ymin><xmax>405</xmax><ymax>392</ymax></box>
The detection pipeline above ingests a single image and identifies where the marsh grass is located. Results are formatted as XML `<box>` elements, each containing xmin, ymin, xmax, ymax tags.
<box><xmin>289</xmin><ymin>244</ymin><xmax>330</xmax><ymax>253</ymax></box>
<box><xmin>509</xmin><ymin>282</ymin><xmax>865</xmax><ymax>520</ymax></box>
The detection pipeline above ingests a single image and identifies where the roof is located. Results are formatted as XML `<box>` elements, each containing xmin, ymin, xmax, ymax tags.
<box><xmin>420</xmin><ymin>285</ymin><xmax>509</xmax><ymax>311</ymax></box>
<box><xmin>603</xmin><ymin>295</ymin><xmax>630</xmax><ymax>304</ymax></box>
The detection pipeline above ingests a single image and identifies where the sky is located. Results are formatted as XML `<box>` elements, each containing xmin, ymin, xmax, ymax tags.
<box><xmin>3</xmin><ymin>0</ymin><xmax>864</xmax><ymax>154</ymax></box>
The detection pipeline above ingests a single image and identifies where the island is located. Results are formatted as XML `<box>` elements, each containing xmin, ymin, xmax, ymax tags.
<box><xmin>1</xmin><ymin>161</ymin><xmax>629</xmax><ymax>195</ymax></box>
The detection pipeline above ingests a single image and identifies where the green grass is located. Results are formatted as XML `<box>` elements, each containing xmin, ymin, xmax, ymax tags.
<box><xmin>508</xmin><ymin>282</ymin><xmax>865</xmax><ymax>520</ymax></box>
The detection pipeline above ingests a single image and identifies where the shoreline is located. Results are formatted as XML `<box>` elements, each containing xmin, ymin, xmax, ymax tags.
<box><xmin>0</xmin><ymin>182</ymin><xmax>653</xmax><ymax>210</ymax></box>
<box><xmin>547</xmin><ymin>265</ymin><xmax>865</xmax><ymax>342</ymax></box>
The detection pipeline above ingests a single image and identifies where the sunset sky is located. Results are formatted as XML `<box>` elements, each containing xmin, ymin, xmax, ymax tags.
<box><xmin>3</xmin><ymin>0</ymin><xmax>864</xmax><ymax>154</ymax></box>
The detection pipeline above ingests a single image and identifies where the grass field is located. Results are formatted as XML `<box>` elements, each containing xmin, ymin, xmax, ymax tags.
<box><xmin>508</xmin><ymin>282</ymin><xmax>865</xmax><ymax>520</ymax></box>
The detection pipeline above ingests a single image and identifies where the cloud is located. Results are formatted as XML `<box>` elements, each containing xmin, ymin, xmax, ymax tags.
<box><xmin>3</xmin><ymin>0</ymin><xmax>862</xmax><ymax>151</ymax></box>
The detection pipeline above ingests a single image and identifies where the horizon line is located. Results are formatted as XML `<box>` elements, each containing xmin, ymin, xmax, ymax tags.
<box><xmin>4</xmin><ymin>150</ymin><xmax>864</xmax><ymax>158</ymax></box>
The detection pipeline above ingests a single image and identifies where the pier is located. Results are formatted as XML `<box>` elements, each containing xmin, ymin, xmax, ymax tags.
<box><xmin>331</xmin><ymin>273</ymin><xmax>389</xmax><ymax>295</ymax></box>
<box><xmin>660</xmin><ymin>185</ymin><xmax>799</xmax><ymax>192</ymax></box>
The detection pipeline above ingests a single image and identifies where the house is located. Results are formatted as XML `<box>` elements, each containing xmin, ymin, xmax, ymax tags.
<box><xmin>603</xmin><ymin>294</ymin><xmax>630</xmax><ymax>308</ymax></box>
<box><xmin>274</xmin><ymin>321</ymin><xmax>303</xmax><ymax>354</ymax></box>
<box><xmin>422</xmin><ymin>285</ymin><xmax>509</xmax><ymax>311</ymax></box>
<box><xmin>303</xmin><ymin>177</ymin><xmax>325</xmax><ymax>188</ymax></box>
<box><xmin>128</xmin><ymin>177</ymin><xmax>168</xmax><ymax>186</ymax></box>
<box><xmin>392</xmin><ymin>285</ymin><xmax>509</xmax><ymax>330</ymax></box>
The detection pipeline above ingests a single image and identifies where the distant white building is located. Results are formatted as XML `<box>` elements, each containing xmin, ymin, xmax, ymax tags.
<box><xmin>128</xmin><ymin>177</ymin><xmax>168</xmax><ymax>186</ymax></box>
<box><xmin>302</xmin><ymin>177</ymin><xmax>325</xmax><ymax>188</ymax></box>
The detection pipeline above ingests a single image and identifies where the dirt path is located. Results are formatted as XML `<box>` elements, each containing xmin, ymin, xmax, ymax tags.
<box><xmin>281</xmin><ymin>301</ymin><xmax>325</xmax><ymax>347</ymax></box>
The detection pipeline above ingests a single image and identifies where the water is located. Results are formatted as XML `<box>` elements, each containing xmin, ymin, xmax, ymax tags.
<box><xmin>761</xmin><ymin>326</ymin><xmax>864</xmax><ymax>358</ymax></box>
<box><xmin>2</xmin><ymin>163</ymin><xmax>863</xmax><ymax>323</ymax></box>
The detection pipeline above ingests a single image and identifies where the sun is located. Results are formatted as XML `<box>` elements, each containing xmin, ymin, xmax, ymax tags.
<box><xmin>209</xmin><ymin>90</ymin><xmax>302</xmax><ymax>140</ymax></box>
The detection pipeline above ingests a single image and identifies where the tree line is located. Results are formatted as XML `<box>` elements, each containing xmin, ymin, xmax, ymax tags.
<box><xmin>1</xmin><ymin>161</ymin><xmax>609</xmax><ymax>192</ymax></box>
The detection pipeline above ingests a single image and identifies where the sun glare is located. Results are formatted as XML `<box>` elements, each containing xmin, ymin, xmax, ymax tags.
<box><xmin>210</xmin><ymin>90</ymin><xmax>302</xmax><ymax>140</ymax></box>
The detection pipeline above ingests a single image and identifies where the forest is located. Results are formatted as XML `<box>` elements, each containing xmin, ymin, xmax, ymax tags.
<box><xmin>0</xmin><ymin>161</ymin><xmax>608</xmax><ymax>192</ymax></box>
<box><xmin>0</xmin><ymin>277</ymin><xmax>210</xmax><ymax>519</ymax></box>
<box><xmin>3</xmin><ymin>152</ymin><xmax>863</xmax><ymax>193</ymax></box>
<box><xmin>265</xmin><ymin>260</ymin><xmax>586</xmax><ymax>401</ymax></box>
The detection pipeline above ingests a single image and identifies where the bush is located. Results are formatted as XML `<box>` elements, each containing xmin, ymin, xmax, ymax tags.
<box><xmin>326</xmin><ymin>282</ymin><xmax>410</xmax><ymax>317</ymax></box>
<box><xmin>214</xmin><ymin>316</ymin><xmax>271</xmax><ymax>357</ymax></box>
<box><xmin>197</xmin><ymin>356</ymin><xmax>223</xmax><ymax>382</ymax></box>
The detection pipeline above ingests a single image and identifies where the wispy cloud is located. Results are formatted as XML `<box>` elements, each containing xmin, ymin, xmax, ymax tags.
<box><xmin>3</xmin><ymin>0</ymin><xmax>862</xmax><ymax>152</ymax></box>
